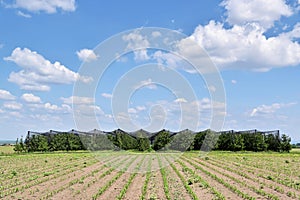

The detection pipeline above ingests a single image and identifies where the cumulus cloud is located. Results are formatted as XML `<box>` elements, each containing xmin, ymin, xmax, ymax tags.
<box><xmin>4</xmin><ymin>47</ymin><xmax>92</xmax><ymax>91</ymax></box>
<box><xmin>0</xmin><ymin>89</ymin><xmax>16</xmax><ymax>100</ymax></box>
<box><xmin>7</xmin><ymin>0</ymin><xmax>76</xmax><ymax>14</ymax></box>
<box><xmin>3</xmin><ymin>101</ymin><xmax>23</xmax><ymax>110</ymax></box>
<box><xmin>21</xmin><ymin>93</ymin><xmax>42</xmax><ymax>103</ymax></box>
<box><xmin>16</xmin><ymin>10</ymin><xmax>31</xmax><ymax>18</ymax></box>
<box><xmin>128</xmin><ymin>108</ymin><xmax>137</xmax><ymax>114</ymax></box>
<box><xmin>221</xmin><ymin>0</ymin><xmax>293</xmax><ymax>29</ymax></box>
<box><xmin>231</xmin><ymin>80</ymin><xmax>237</xmax><ymax>84</ymax></box>
<box><xmin>174</xmin><ymin>98</ymin><xmax>187</xmax><ymax>103</ymax></box>
<box><xmin>76</xmin><ymin>48</ymin><xmax>98</xmax><ymax>62</ymax></box>
<box><xmin>101</xmin><ymin>93</ymin><xmax>112</xmax><ymax>99</ymax></box>
<box><xmin>134</xmin><ymin>78</ymin><xmax>157</xmax><ymax>90</ymax></box>
<box><xmin>61</xmin><ymin>96</ymin><xmax>94</xmax><ymax>104</ymax></box>
<box><xmin>144</xmin><ymin>98</ymin><xmax>225</xmax><ymax>128</ymax></box>
<box><xmin>122</xmin><ymin>31</ymin><xmax>150</xmax><ymax>61</ymax></box>
<box><xmin>136</xmin><ymin>106</ymin><xmax>146</xmax><ymax>111</ymax></box>
<box><xmin>173</xmin><ymin>0</ymin><xmax>300</xmax><ymax>73</ymax></box>
<box><xmin>179</xmin><ymin>20</ymin><xmax>300</xmax><ymax>72</ymax></box>
<box><xmin>152</xmin><ymin>51</ymin><xmax>197</xmax><ymax>73</ymax></box>
<box><xmin>44</xmin><ymin>102</ymin><xmax>71</xmax><ymax>112</ymax></box>
<box><xmin>152</xmin><ymin>31</ymin><xmax>161</xmax><ymax>38</ymax></box>
<box><xmin>250</xmin><ymin>102</ymin><xmax>297</xmax><ymax>117</ymax></box>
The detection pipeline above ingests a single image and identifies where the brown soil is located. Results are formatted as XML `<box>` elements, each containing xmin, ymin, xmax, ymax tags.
<box><xmin>146</xmin><ymin>157</ymin><xmax>167</xmax><ymax>200</ymax></box>
<box><xmin>2</xmin><ymin>156</ymin><xmax>91</xmax><ymax>198</ymax></box>
<box><xmin>20</xmin><ymin>162</ymin><xmax>100</xmax><ymax>199</ymax></box>
<box><xmin>165</xmin><ymin>162</ymin><xmax>195</xmax><ymax>200</ymax></box>
<box><xmin>179</xmin><ymin>157</ymin><xmax>243</xmax><ymax>200</ymax></box>
<box><xmin>187</xmin><ymin>157</ymin><xmax>264</xmax><ymax>199</ymax></box>
<box><xmin>50</xmin><ymin>163</ymin><xmax>109</xmax><ymax>199</ymax></box>
<box><xmin>207</xmin><ymin>157</ymin><xmax>300</xmax><ymax>199</ymax></box>
<box><xmin>122</xmin><ymin>173</ymin><xmax>146</xmax><ymax>200</ymax></box>
<box><xmin>8</xmin><ymin>157</ymin><xmax>96</xmax><ymax>200</ymax></box>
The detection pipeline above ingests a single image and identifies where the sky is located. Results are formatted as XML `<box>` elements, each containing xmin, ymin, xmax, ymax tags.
<box><xmin>0</xmin><ymin>0</ymin><xmax>299</xmax><ymax>142</ymax></box>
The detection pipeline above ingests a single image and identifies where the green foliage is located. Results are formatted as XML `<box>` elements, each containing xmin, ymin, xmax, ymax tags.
<box><xmin>14</xmin><ymin>137</ymin><xmax>26</xmax><ymax>153</ymax></box>
<box><xmin>169</xmin><ymin>130</ymin><xmax>194</xmax><ymax>151</ymax></box>
<box><xmin>266</xmin><ymin>133</ymin><xmax>281</xmax><ymax>152</ymax></box>
<box><xmin>23</xmin><ymin>133</ymin><xmax>85</xmax><ymax>152</ymax></box>
<box><xmin>16</xmin><ymin>129</ymin><xmax>292</xmax><ymax>153</ymax></box>
<box><xmin>215</xmin><ymin>131</ymin><xmax>291</xmax><ymax>152</ymax></box>
<box><xmin>153</xmin><ymin>130</ymin><xmax>171</xmax><ymax>151</ymax></box>
<box><xmin>137</xmin><ymin>137</ymin><xmax>150</xmax><ymax>151</ymax></box>
<box><xmin>107</xmin><ymin>130</ymin><xmax>138</xmax><ymax>150</ymax></box>
<box><xmin>201</xmin><ymin>130</ymin><xmax>218</xmax><ymax>151</ymax></box>
<box><xmin>192</xmin><ymin>131</ymin><xmax>206</xmax><ymax>150</ymax></box>
<box><xmin>280</xmin><ymin>134</ymin><xmax>292</xmax><ymax>152</ymax></box>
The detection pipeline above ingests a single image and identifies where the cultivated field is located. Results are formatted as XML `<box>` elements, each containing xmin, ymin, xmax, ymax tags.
<box><xmin>0</xmin><ymin>148</ymin><xmax>300</xmax><ymax>200</ymax></box>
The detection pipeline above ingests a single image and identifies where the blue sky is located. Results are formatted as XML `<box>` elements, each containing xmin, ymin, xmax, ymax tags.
<box><xmin>0</xmin><ymin>0</ymin><xmax>299</xmax><ymax>142</ymax></box>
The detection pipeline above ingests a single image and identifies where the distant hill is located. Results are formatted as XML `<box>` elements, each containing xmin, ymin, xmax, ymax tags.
<box><xmin>0</xmin><ymin>140</ymin><xmax>15</xmax><ymax>145</ymax></box>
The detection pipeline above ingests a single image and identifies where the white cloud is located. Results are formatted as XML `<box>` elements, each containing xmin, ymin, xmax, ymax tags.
<box><xmin>61</xmin><ymin>96</ymin><xmax>94</xmax><ymax>104</ymax></box>
<box><xmin>27</xmin><ymin>102</ymin><xmax>71</xmax><ymax>113</ymax></box>
<box><xmin>231</xmin><ymin>80</ymin><xmax>237</xmax><ymax>84</ymax></box>
<box><xmin>250</xmin><ymin>102</ymin><xmax>297</xmax><ymax>117</ymax></box>
<box><xmin>181</xmin><ymin>20</ymin><xmax>300</xmax><ymax>72</ymax></box>
<box><xmin>174</xmin><ymin>0</ymin><xmax>300</xmax><ymax>73</ymax></box>
<box><xmin>221</xmin><ymin>0</ymin><xmax>293</xmax><ymax>29</ymax></box>
<box><xmin>73</xmin><ymin>104</ymin><xmax>103</xmax><ymax>116</ymax></box>
<box><xmin>136</xmin><ymin>106</ymin><xmax>146</xmax><ymax>111</ymax></box>
<box><xmin>76</xmin><ymin>48</ymin><xmax>98</xmax><ymax>62</ymax></box>
<box><xmin>44</xmin><ymin>102</ymin><xmax>70</xmax><ymax>112</ymax></box>
<box><xmin>134</xmin><ymin>78</ymin><xmax>157</xmax><ymax>90</ymax></box>
<box><xmin>174</xmin><ymin>98</ymin><xmax>187</xmax><ymax>103</ymax></box>
<box><xmin>8</xmin><ymin>0</ymin><xmax>76</xmax><ymax>14</ymax></box>
<box><xmin>281</xmin><ymin>23</ymin><xmax>300</xmax><ymax>39</ymax></box>
<box><xmin>16</xmin><ymin>10</ymin><xmax>31</xmax><ymax>18</ymax></box>
<box><xmin>122</xmin><ymin>31</ymin><xmax>150</xmax><ymax>61</ymax></box>
<box><xmin>0</xmin><ymin>89</ymin><xmax>16</xmax><ymax>100</ymax></box>
<box><xmin>152</xmin><ymin>51</ymin><xmax>195</xmax><ymax>72</ymax></box>
<box><xmin>3</xmin><ymin>101</ymin><xmax>23</xmax><ymax>110</ymax></box>
<box><xmin>152</xmin><ymin>31</ymin><xmax>161</xmax><ymax>38</ymax></box>
<box><xmin>207</xmin><ymin>85</ymin><xmax>216</xmax><ymax>93</ymax></box>
<box><xmin>101</xmin><ymin>93</ymin><xmax>112</xmax><ymax>99</ymax></box>
<box><xmin>8</xmin><ymin>111</ymin><xmax>22</xmax><ymax>118</ymax></box>
<box><xmin>4</xmin><ymin>47</ymin><xmax>92</xmax><ymax>91</ymax></box>
<box><xmin>128</xmin><ymin>108</ymin><xmax>137</xmax><ymax>114</ymax></box>
<box><xmin>21</xmin><ymin>93</ymin><xmax>42</xmax><ymax>103</ymax></box>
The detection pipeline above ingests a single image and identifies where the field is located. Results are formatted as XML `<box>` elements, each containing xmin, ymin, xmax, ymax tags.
<box><xmin>0</xmin><ymin>148</ymin><xmax>300</xmax><ymax>200</ymax></box>
<box><xmin>0</xmin><ymin>146</ymin><xmax>14</xmax><ymax>154</ymax></box>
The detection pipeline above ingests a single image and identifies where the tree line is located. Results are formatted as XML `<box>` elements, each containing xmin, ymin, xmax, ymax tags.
<box><xmin>14</xmin><ymin>129</ymin><xmax>292</xmax><ymax>153</ymax></box>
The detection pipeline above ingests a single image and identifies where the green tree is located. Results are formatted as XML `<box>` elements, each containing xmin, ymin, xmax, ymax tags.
<box><xmin>153</xmin><ymin>130</ymin><xmax>171</xmax><ymax>151</ymax></box>
<box><xmin>137</xmin><ymin>137</ymin><xmax>150</xmax><ymax>151</ymax></box>
<box><xmin>169</xmin><ymin>130</ymin><xmax>194</xmax><ymax>151</ymax></box>
<box><xmin>193</xmin><ymin>131</ymin><xmax>206</xmax><ymax>150</ymax></box>
<box><xmin>14</xmin><ymin>138</ymin><xmax>22</xmax><ymax>153</ymax></box>
<box><xmin>201</xmin><ymin>130</ymin><xmax>218</xmax><ymax>151</ymax></box>
<box><xmin>216</xmin><ymin>132</ymin><xmax>231</xmax><ymax>150</ymax></box>
<box><xmin>266</xmin><ymin>133</ymin><xmax>281</xmax><ymax>152</ymax></box>
<box><xmin>280</xmin><ymin>134</ymin><xmax>292</xmax><ymax>152</ymax></box>
<box><xmin>231</xmin><ymin>134</ymin><xmax>244</xmax><ymax>151</ymax></box>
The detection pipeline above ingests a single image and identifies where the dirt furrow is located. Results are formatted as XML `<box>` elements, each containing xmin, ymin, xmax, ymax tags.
<box><xmin>122</xmin><ymin>173</ymin><xmax>146</xmax><ymax>200</ymax></box>
<box><xmin>145</xmin><ymin>156</ymin><xmax>167</xmax><ymax>200</ymax></box>
<box><xmin>179</xmin><ymin>157</ymin><xmax>245</xmax><ymax>200</ymax></box>
<box><xmin>207</xmin><ymin>156</ymin><xmax>300</xmax><ymax>199</ymax></box>
<box><xmin>186</xmin><ymin>156</ymin><xmax>264</xmax><ymax>199</ymax></box>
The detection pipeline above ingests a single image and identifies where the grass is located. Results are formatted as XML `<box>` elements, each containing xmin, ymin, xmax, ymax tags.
<box><xmin>0</xmin><ymin>146</ymin><xmax>14</xmax><ymax>154</ymax></box>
